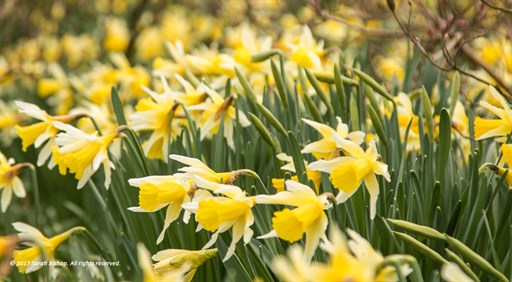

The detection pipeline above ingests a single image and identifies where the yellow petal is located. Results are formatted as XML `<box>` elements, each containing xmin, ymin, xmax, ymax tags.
<box><xmin>15</xmin><ymin>122</ymin><xmax>50</xmax><ymax>151</ymax></box>
<box><xmin>139</xmin><ymin>182</ymin><xmax>186</xmax><ymax>211</ymax></box>
<box><xmin>196</xmin><ymin>198</ymin><xmax>250</xmax><ymax>232</ymax></box>
<box><xmin>272</xmin><ymin>202</ymin><xmax>322</xmax><ymax>243</ymax></box>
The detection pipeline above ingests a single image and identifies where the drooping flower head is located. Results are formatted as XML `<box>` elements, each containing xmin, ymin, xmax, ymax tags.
<box><xmin>308</xmin><ymin>134</ymin><xmax>390</xmax><ymax>219</ymax></box>
<box><xmin>12</xmin><ymin>222</ymin><xmax>85</xmax><ymax>273</ymax></box>
<box><xmin>128</xmin><ymin>175</ymin><xmax>193</xmax><ymax>244</ymax></box>
<box><xmin>256</xmin><ymin>180</ymin><xmax>334</xmax><ymax>261</ymax></box>
<box><xmin>187</xmin><ymin>85</ymin><xmax>250</xmax><ymax>150</ymax></box>
<box><xmin>474</xmin><ymin>85</ymin><xmax>512</xmax><ymax>140</ymax></box>
<box><xmin>301</xmin><ymin>117</ymin><xmax>365</xmax><ymax>160</ymax></box>
<box><xmin>271</xmin><ymin>153</ymin><xmax>322</xmax><ymax>193</ymax></box>
<box><xmin>52</xmin><ymin>122</ymin><xmax>123</xmax><ymax>189</ymax></box>
<box><xmin>182</xmin><ymin>176</ymin><xmax>255</xmax><ymax>261</ymax></box>
<box><xmin>14</xmin><ymin>101</ymin><xmax>83</xmax><ymax>168</ymax></box>
<box><xmin>0</xmin><ymin>151</ymin><xmax>28</xmax><ymax>212</ymax></box>
<box><xmin>152</xmin><ymin>248</ymin><xmax>217</xmax><ymax>281</ymax></box>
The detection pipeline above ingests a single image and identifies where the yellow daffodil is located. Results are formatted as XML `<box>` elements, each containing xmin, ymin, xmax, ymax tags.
<box><xmin>152</xmin><ymin>41</ymin><xmax>188</xmax><ymax>78</ymax></box>
<box><xmin>15</xmin><ymin>101</ymin><xmax>81</xmax><ymax>168</ymax></box>
<box><xmin>441</xmin><ymin>262</ymin><xmax>474</xmax><ymax>282</ymax></box>
<box><xmin>137</xmin><ymin>243</ymin><xmax>188</xmax><ymax>282</ymax></box>
<box><xmin>271</xmin><ymin>153</ymin><xmax>321</xmax><ymax>193</ymax></box>
<box><xmin>52</xmin><ymin>122</ymin><xmax>123</xmax><ymax>189</ymax></box>
<box><xmin>129</xmin><ymin>78</ymin><xmax>186</xmax><ymax>160</ymax></box>
<box><xmin>310</xmin><ymin>227</ymin><xmax>375</xmax><ymax>281</ymax></box>
<box><xmin>12</xmin><ymin>222</ymin><xmax>85</xmax><ymax>273</ymax></box>
<box><xmin>152</xmin><ymin>248</ymin><xmax>217</xmax><ymax>281</ymax></box>
<box><xmin>393</xmin><ymin>93</ymin><xmax>422</xmax><ymax>152</ymax></box>
<box><xmin>256</xmin><ymin>180</ymin><xmax>334</xmax><ymax>260</ymax></box>
<box><xmin>286</xmin><ymin>26</ymin><xmax>324</xmax><ymax>70</ymax></box>
<box><xmin>104</xmin><ymin>17</ymin><xmax>130</xmax><ymax>52</ymax></box>
<box><xmin>308</xmin><ymin>135</ymin><xmax>390</xmax><ymax>219</ymax></box>
<box><xmin>302</xmin><ymin>117</ymin><xmax>365</xmax><ymax>160</ymax></box>
<box><xmin>474</xmin><ymin>85</ymin><xmax>512</xmax><ymax>140</ymax></box>
<box><xmin>345</xmin><ymin>229</ymin><xmax>411</xmax><ymax>281</ymax></box>
<box><xmin>0</xmin><ymin>151</ymin><xmax>29</xmax><ymax>212</ymax></box>
<box><xmin>0</xmin><ymin>101</ymin><xmax>25</xmax><ymax>146</ymax></box>
<box><xmin>480</xmin><ymin>162</ymin><xmax>512</xmax><ymax>189</ymax></box>
<box><xmin>182</xmin><ymin>176</ymin><xmax>255</xmax><ymax>261</ymax></box>
<box><xmin>128</xmin><ymin>175</ymin><xmax>193</xmax><ymax>244</ymax></box>
<box><xmin>272</xmin><ymin>245</ymin><xmax>313</xmax><ymax>281</ymax></box>
<box><xmin>173</xmin><ymin>74</ymin><xmax>208</xmax><ymax>107</ymax></box>
<box><xmin>186</xmin><ymin>46</ymin><xmax>236</xmax><ymax>77</ymax></box>
<box><xmin>170</xmin><ymin>154</ymin><xmax>233</xmax><ymax>184</ymax></box>
<box><xmin>187</xmin><ymin>85</ymin><xmax>250</xmax><ymax>149</ymax></box>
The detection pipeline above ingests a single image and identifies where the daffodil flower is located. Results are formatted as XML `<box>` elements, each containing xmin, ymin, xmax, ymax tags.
<box><xmin>187</xmin><ymin>85</ymin><xmax>250</xmax><ymax>150</ymax></box>
<box><xmin>130</xmin><ymin>77</ymin><xmax>187</xmax><ymax>161</ymax></box>
<box><xmin>474</xmin><ymin>85</ymin><xmax>512</xmax><ymax>140</ymax></box>
<box><xmin>308</xmin><ymin>134</ymin><xmax>390</xmax><ymax>219</ymax></box>
<box><xmin>0</xmin><ymin>152</ymin><xmax>28</xmax><ymax>212</ymax></box>
<box><xmin>170</xmin><ymin>154</ymin><xmax>234</xmax><ymax>184</ymax></box>
<box><xmin>14</xmin><ymin>101</ymin><xmax>83</xmax><ymax>168</ymax></box>
<box><xmin>301</xmin><ymin>117</ymin><xmax>365</xmax><ymax>160</ymax></box>
<box><xmin>255</xmin><ymin>180</ymin><xmax>334</xmax><ymax>261</ymax></box>
<box><xmin>310</xmin><ymin>227</ymin><xmax>375</xmax><ymax>281</ymax></box>
<box><xmin>137</xmin><ymin>243</ymin><xmax>188</xmax><ymax>282</ymax></box>
<box><xmin>52</xmin><ymin>122</ymin><xmax>123</xmax><ymax>189</ymax></box>
<box><xmin>286</xmin><ymin>26</ymin><xmax>324</xmax><ymax>70</ymax></box>
<box><xmin>272</xmin><ymin>245</ymin><xmax>313</xmax><ymax>281</ymax></box>
<box><xmin>128</xmin><ymin>175</ymin><xmax>193</xmax><ymax>244</ymax></box>
<box><xmin>480</xmin><ymin>162</ymin><xmax>512</xmax><ymax>189</ymax></box>
<box><xmin>271</xmin><ymin>153</ymin><xmax>322</xmax><ymax>193</ymax></box>
<box><xmin>12</xmin><ymin>222</ymin><xmax>85</xmax><ymax>273</ymax></box>
<box><xmin>182</xmin><ymin>176</ymin><xmax>255</xmax><ymax>262</ymax></box>
<box><xmin>152</xmin><ymin>248</ymin><xmax>217</xmax><ymax>281</ymax></box>
<box><xmin>174</xmin><ymin>74</ymin><xmax>207</xmax><ymax>106</ymax></box>
<box><xmin>345</xmin><ymin>229</ymin><xmax>411</xmax><ymax>281</ymax></box>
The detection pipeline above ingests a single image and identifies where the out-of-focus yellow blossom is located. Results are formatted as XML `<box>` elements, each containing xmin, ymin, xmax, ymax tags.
<box><xmin>110</xmin><ymin>53</ymin><xmax>150</xmax><ymax>99</ymax></box>
<box><xmin>128</xmin><ymin>176</ymin><xmax>193</xmax><ymax>244</ymax></box>
<box><xmin>15</xmin><ymin>101</ymin><xmax>81</xmax><ymax>168</ymax></box>
<box><xmin>170</xmin><ymin>154</ymin><xmax>242</xmax><ymax>185</ymax></box>
<box><xmin>225</xmin><ymin>23</ymin><xmax>272</xmax><ymax>74</ymax></box>
<box><xmin>152</xmin><ymin>248</ymin><xmax>217</xmax><ymax>281</ymax></box>
<box><xmin>0</xmin><ymin>152</ymin><xmax>28</xmax><ymax>212</ymax></box>
<box><xmin>392</xmin><ymin>93</ymin><xmax>422</xmax><ymax>152</ymax></box>
<box><xmin>375</xmin><ymin>56</ymin><xmax>404</xmax><ymax>82</ymax></box>
<box><xmin>52</xmin><ymin>122</ymin><xmax>123</xmax><ymax>189</ymax></box>
<box><xmin>309</xmin><ymin>136</ymin><xmax>390</xmax><ymax>219</ymax></box>
<box><xmin>302</xmin><ymin>117</ymin><xmax>365</xmax><ymax>160</ymax></box>
<box><xmin>285</xmin><ymin>26</ymin><xmax>324</xmax><ymax>70</ymax></box>
<box><xmin>73</xmin><ymin>102</ymin><xmax>117</xmax><ymax>134</ymax></box>
<box><xmin>104</xmin><ymin>17</ymin><xmax>130</xmax><ymax>52</ymax></box>
<box><xmin>60</xmin><ymin>34</ymin><xmax>99</xmax><ymax>68</ymax></box>
<box><xmin>272</xmin><ymin>245</ymin><xmax>312</xmax><ymax>281</ymax></box>
<box><xmin>186</xmin><ymin>46</ymin><xmax>236</xmax><ymax>77</ymax></box>
<box><xmin>152</xmin><ymin>41</ymin><xmax>188</xmax><ymax>78</ymax></box>
<box><xmin>0</xmin><ymin>235</ymin><xmax>17</xmax><ymax>259</ymax></box>
<box><xmin>256</xmin><ymin>180</ymin><xmax>334</xmax><ymax>261</ymax></box>
<box><xmin>345</xmin><ymin>229</ymin><xmax>412</xmax><ymax>281</ymax></box>
<box><xmin>12</xmin><ymin>222</ymin><xmax>85</xmax><ymax>273</ymax></box>
<box><xmin>135</xmin><ymin>27</ymin><xmax>164</xmax><ymax>61</ymax></box>
<box><xmin>173</xmin><ymin>74</ymin><xmax>207</xmax><ymax>106</ymax></box>
<box><xmin>37</xmin><ymin>63</ymin><xmax>74</xmax><ymax>114</ymax></box>
<box><xmin>183</xmin><ymin>176</ymin><xmax>255</xmax><ymax>261</ymax></box>
<box><xmin>271</xmin><ymin>153</ymin><xmax>322</xmax><ymax>193</ymax></box>
<box><xmin>474</xmin><ymin>85</ymin><xmax>512</xmax><ymax>140</ymax></box>
<box><xmin>188</xmin><ymin>85</ymin><xmax>250</xmax><ymax>149</ymax></box>
<box><xmin>310</xmin><ymin>227</ymin><xmax>375</xmax><ymax>281</ymax></box>
<box><xmin>441</xmin><ymin>262</ymin><xmax>474</xmax><ymax>282</ymax></box>
<box><xmin>129</xmin><ymin>78</ymin><xmax>188</xmax><ymax>160</ymax></box>
<box><xmin>160</xmin><ymin>8</ymin><xmax>193</xmax><ymax>49</ymax></box>
<box><xmin>0</xmin><ymin>101</ymin><xmax>26</xmax><ymax>146</ymax></box>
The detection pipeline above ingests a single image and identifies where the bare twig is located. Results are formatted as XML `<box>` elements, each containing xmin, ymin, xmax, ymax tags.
<box><xmin>480</xmin><ymin>0</ymin><xmax>512</xmax><ymax>13</ymax></box>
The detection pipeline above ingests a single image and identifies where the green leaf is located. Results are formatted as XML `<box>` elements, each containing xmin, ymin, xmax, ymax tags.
<box><xmin>437</xmin><ymin>109</ymin><xmax>451</xmax><ymax>182</ymax></box>
<box><xmin>111</xmin><ymin>86</ymin><xmax>127</xmax><ymax>125</ymax></box>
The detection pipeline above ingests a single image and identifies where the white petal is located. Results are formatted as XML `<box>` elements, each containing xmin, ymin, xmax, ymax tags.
<box><xmin>364</xmin><ymin>174</ymin><xmax>380</xmax><ymax>220</ymax></box>
<box><xmin>1</xmin><ymin>187</ymin><xmax>13</xmax><ymax>212</ymax></box>
<box><xmin>156</xmin><ymin>203</ymin><xmax>182</xmax><ymax>244</ymax></box>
